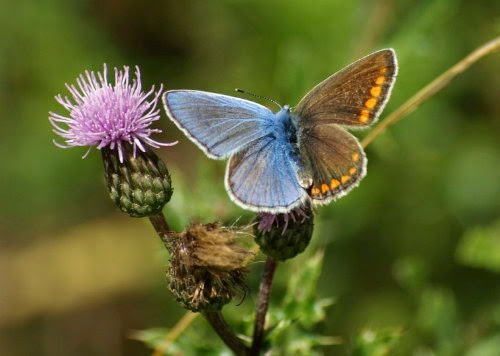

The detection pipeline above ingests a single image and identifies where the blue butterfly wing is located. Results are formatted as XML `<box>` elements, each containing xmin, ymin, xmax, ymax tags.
<box><xmin>225</xmin><ymin>134</ymin><xmax>306</xmax><ymax>213</ymax></box>
<box><xmin>163</xmin><ymin>90</ymin><xmax>274</xmax><ymax>159</ymax></box>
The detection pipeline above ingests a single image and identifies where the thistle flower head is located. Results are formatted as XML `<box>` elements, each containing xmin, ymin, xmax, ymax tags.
<box><xmin>49</xmin><ymin>64</ymin><xmax>176</xmax><ymax>162</ymax></box>
<box><xmin>257</xmin><ymin>206</ymin><xmax>310</xmax><ymax>235</ymax></box>
<box><xmin>254</xmin><ymin>205</ymin><xmax>314</xmax><ymax>261</ymax></box>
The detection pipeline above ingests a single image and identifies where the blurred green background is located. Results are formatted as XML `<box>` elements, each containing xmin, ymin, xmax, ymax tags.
<box><xmin>1</xmin><ymin>0</ymin><xmax>499</xmax><ymax>354</ymax></box>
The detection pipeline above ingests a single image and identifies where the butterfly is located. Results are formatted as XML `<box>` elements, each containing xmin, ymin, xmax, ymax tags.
<box><xmin>163</xmin><ymin>49</ymin><xmax>398</xmax><ymax>213</ymax></box>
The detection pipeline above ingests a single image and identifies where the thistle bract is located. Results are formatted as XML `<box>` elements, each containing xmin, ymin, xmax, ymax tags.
<box><xmin>254</xmin><ymin>206</ymin><xmax>314</xmax><ymax>261</ymax></box>
<box><xmin>102</xmin><ymin>145</ymin><xmax>172</xmax><ymax>217</ymax></box>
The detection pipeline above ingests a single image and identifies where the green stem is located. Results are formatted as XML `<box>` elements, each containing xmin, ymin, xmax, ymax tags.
<box><xmin>149</xmin><ymin>213</ymin><xmax>173</xmax><ymax>247</ymax></box>
<box><xmin>251</xmin><ymin>257</ymin><xmax>278</xmax><ymax>355</ymax></box>
<box><xmin>203</xmin><ymin>311</ymin><xmax>251</xmax><ymax>355</ymax></box>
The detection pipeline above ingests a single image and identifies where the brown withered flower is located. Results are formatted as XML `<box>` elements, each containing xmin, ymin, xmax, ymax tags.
<box><xmin>168</xmin><ymin>222</ymin><xmax>255</xmax><ymax>312</ymax></box>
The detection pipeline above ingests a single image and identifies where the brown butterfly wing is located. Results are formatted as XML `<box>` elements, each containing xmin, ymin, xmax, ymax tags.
<box><xmin>295</xmin><ymin>49</ymin><xmax>397</xmax><ymax>128</ymax></box>
<box><xmin>298</xmin><ymin>124</ymin><xmax>366</xmax><ymax>203</ymax></box>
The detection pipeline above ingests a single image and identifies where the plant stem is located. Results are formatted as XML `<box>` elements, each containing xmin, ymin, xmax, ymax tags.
<box><xmin>202</xmin><ymin>311</ymin><xmax>251</xmax><ymax>355</ymax></box>
<box><xmin>362</xmin><ymin>35</ymin><xmax>500</xmax><ymax>148</ymax></box>
<box><xmin>149</xmin><ymin>213</ymin><xmax>173</xmax><ymax>246</ymax></box>
<box><xmin>251</xmin><ymin>257</ymin><xmax>278</xmax><ymax>355</ymax></box>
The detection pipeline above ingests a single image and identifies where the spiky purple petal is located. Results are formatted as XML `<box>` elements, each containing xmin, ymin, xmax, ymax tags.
<box><xmin>49</xmin><ymin>64</ymin><xmax>176</xmax><ymax>162</ymax></box>
<box><xmin>257</xmin><ymin>206</ymin><xmax>309</xmax><ymax>235</ymax></box>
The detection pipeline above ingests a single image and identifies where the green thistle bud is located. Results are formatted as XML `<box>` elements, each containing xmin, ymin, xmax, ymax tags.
<box><xmin>101</xmin><ymin>144</ymin><xmax>173</xmax><ymax>217</ymax></box>
<box><xmin>168</xmin><ymin>223</ymin><xmax>254</xmax><ymax>312</ymax></box>
<box><xmin>254</xmin><ymin>206</ymin><xmax>314</xmax><ymax>261</ymax></box>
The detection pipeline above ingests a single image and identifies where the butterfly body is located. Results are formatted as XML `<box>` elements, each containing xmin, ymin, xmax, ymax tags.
<box><xmin>163</xmin><ymin>49</ymin><xmax>398</xmax><ymax>213</ymax></box>
<box><xmin>267</xmin><ymin>107</ymin><xmax>293</xmax><ymax>145</ymax></box>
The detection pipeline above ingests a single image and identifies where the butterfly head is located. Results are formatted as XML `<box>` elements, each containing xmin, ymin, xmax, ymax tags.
<box><xmin>273</xmin><ymin>105</ymin><xmax>291</xmax><ymax>118</ymax></box>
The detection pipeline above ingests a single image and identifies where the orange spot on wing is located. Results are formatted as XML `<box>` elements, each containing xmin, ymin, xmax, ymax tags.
<box><xmin>352</xmin><ymin>153</ymin><xmax>360</xmax><ymax>162</ymax></box>
<box><xmin>311</xmin><ymin>187</ymin><xmax>320</xmax><ymax>196</ymax></box>
<box><xmin>359</xmin><ymin>109</ymin><xmax>370</xmax><ymax>123</ymax></box>
<box><xmin>349</xmin><ymin>167</ymin><xmax>357</xmax><ymax>175</ymax></box>
<box><xmin>365</xmin><ymin>98</ymin><xmax>377</xmax><ymax>109</ymax></box>
<box><xmin>380</xmin><ymin>67</ymin><xmax>388</xmax><ymax>74</ymax></box>
<box><xmin>321</xmin><ymin>184</ymin><xmax>329</xmax><ymax>193</ymax></box>
<box><xmin>370</xmin><ymin>86</ymin><xmax>382</xmax><ymax>97</ymax></box>
<box><xmin>341</xmin><ymin>175</ymin><xmax>350</xmax><ymax>184</ymax></box>
<box><xmin>375</xmin><ymin>76</ymin><xmax>385</xmax><ymax>85</ymax></box>
<box><xmin>330</xmin><ymin>179</ymin><xmax>340</xmax><ymax>189</ymax></box>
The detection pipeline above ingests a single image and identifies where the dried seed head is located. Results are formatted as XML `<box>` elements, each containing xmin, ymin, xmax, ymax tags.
<box><xmin>168</xmin><ymin>223</ymin><xmax>254</xmax><ymax>312</ymax></box>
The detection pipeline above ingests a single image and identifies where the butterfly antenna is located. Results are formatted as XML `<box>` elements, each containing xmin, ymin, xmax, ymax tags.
<box><xmin>235</xmin><ymin>88</ymin><xmax>282</xmax><ymax>110</ymax></box>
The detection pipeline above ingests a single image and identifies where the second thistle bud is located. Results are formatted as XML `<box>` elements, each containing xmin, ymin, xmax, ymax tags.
<box><xmin>254</xmin><ymin>205</ymin><xmax>314</xmax><ymax>261</ymax></box>
<box><xmin>102</xmin><ymin>144</ymin><xmax>173</xmax><ymax>217</ymax></box>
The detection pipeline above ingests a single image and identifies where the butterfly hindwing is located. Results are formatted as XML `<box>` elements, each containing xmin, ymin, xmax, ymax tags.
<box><xmin>299</xmin><ymin>124</ymin><xmax>366</xmax><ymax>204</ymax></box>
<box><xmin>295</xmin><ymin>49</ymin><xmax>397</xmax><ymax>128</ymax></box>
<box><xmin>226</xmin><ymin>134</ymin><xmax>305</xmax><ymax>213</ymax></box>
<box><xmin>163</xmin><ymin>90</ymin><xmax>274</xmax><ymax>159</ymax></box>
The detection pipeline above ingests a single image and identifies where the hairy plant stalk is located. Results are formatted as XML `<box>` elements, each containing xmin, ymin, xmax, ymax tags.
<box><xmin>203</xmin><ymin>311</ymin><xmax>251</xmax><ymax>355</ymax></box>
<box><xmin>251</xmin><ymin>257</ymin><xmax>278</xmax><ymax>354</ymax></box>
<box><xmin>362</xmin><ymin>36</ymin><xmax>500</xmax><ymax>148</ymax></box>
<box><xmin>149</xmin><ymin>213</ymin><xmax>173</xmax><ymax>246</ymax></box>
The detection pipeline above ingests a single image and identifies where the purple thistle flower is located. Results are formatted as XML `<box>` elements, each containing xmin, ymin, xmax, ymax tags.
<box><xmin>49</xmin><ymin>64</ymin><xmax>176</xmax><ymax>162</ymax></box>
<box><xmin>257</xmin><ymin>206</ymin><xmax>309</xmax><ymax>235</ymax></box>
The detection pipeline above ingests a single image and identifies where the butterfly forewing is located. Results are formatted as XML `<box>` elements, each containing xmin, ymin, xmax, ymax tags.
<box><xmin>299</xmin><ymin>124</ymin><xmax>366</xmax><ymax>203</ymax></box>
<box><xmin>163</xmin><ymin>90</ymin><xmax>274</xmax><ymax>159</ymax></box>
<box><xmin>295</xmin><ymin>49</ymin><xmax>397</xmax><ymax>128</ymax></box>
<box><xmin>226</xmin><ymin>135</ymin><xmax>305</xmax><ymax>213</ymax></box>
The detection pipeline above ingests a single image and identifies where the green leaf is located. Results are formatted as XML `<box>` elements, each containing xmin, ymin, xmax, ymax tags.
<box><xmin>351</xmin><ymin>328</ymin><xmax>403</xmax><ymax>356</ymax></box>
<box><xmin>466</xmin><ymin>334</ymin><xmax>500</xmax><ymax>356</ymax></box>
<box><xmin>281</xmin><ymin>250</ymin><xmax>334</xmax><ymax>326</ymax></box>
<box><xmin>456</xmin><ymin>219</ymin><xmax>500</xmax><ymax>273</ymax></box>
<box><xmin>393</xmin><ymin>255</ymin><xmax>429</xmax><ymax>294</ymax></box>
<box><xmin>265</xmin><ymin>250</ymin><xmax>339</xmax><ymax>354</ymax></box>
<box><xmin>417</xmin><ymin>287</ymin><xmax>460</xmax><ymax>355</ymax></box>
